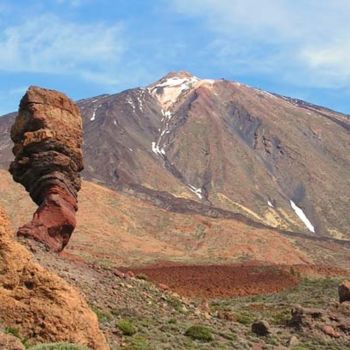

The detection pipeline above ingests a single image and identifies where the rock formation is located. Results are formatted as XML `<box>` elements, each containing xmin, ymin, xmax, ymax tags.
<box><xmin>0</xmin><ymin>332</ymin><xmax>25</xmax><ymax>350</ymax></box>
<box><xmin>251</xmin><ymin>320</ymin><xmax>271</xmax><ymax>336</ymax></box>
<box><xmin>9</xmin><ymin>86</ymin><xmax>83</xmax><ymax>252</ymax></box>
<box><xmin>338</xmin><ymin>280</ymin><xmax>350</xmax><ymax>303</ymax></box>
<box><xmin>289</xmin><ymin>303</ymin><xmax>350</xmax><ymax>341</ymax></box>
<box><xmin>0</xmin><ymin>207</ymin><xmax>108</xmax><ymax>349</ymax></box>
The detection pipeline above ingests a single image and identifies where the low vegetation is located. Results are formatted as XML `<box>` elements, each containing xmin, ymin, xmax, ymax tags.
<box><xmin>185</xmin><ymin>325</ymin><xmax>214</xmax><ymax>342</ymax></box>
<box><xmin>4</xmin><ymin>326</ymin><xmax>19</xmax><ymax>337</ymax></box>
<box><xmin>117</xmin><ymin>319</ymin><xmax>137</xmax><ymax>336</ymax></box>
<box><xmin>90</xmin><ymin>305</ymin><xmax>113</xmax><ymax>323</ymax></box>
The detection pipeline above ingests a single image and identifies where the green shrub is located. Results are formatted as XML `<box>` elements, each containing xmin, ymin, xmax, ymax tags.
<box><xmin>90</xmin><ymin>306</ymin><xmax>112</xmax><ymax>323</ymax></box>
<box><xmin>4</xmin><ymin>326</ymin><xmax>19</xmax><ymax>337</ymax></box>
<box><xmin>123</xmin><ymin>336</ymin><xmax>152</xmax><ymax>350</ymax></box>
<box><xmin>28</xmin><ymin>343</ymin><xmax>90</xmax><ymax>350</ymax></box>
<box><xmin>271</xmin><ymin>309</ymin><xmax>290</xmax><ymax>325</ymax></box>
<box><xmin>117</xmin><ymin>319</ymin><xmax>137</xmax><ymax>336</ymax></box>
<box><xmin>185</xmin><ymin>325</ymin><xmax>213</xmax><ymax>342</ymax></box>
<box><xmin>235</xmin><ymin>311</ymin><xmax>255</xmax><ymax>325</ymax></box>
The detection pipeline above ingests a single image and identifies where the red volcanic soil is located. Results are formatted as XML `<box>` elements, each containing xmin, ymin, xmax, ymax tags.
<box><xmin>125</xmin><ymin>264</ymin><xmax>297</xmax><ymax>299</ymax></box>
<box><xmin>126</xmin><ymin>264</ymin><xmax>345</xmax><ymax>299</ymax></box>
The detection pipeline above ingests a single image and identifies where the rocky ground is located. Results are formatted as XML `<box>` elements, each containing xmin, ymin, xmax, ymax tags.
<box><xmin>24</xmin><ymin>242</ymin><xmax>349</xmax><ymax>350</ymax></box>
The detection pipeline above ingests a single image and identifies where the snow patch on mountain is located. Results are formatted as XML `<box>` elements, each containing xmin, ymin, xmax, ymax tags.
<box><xmin>90</xmin><ymin>104</ymin><xmax>101</xmax><ymax>121</ymax></box>
<box><xmin>149</xmin><ymin>75</ymin><xmax>199</xmax><ymax>110</ymax></box>
<box><xmin>189</xmin><ymin>185</ymin><xmax>203</xmax><ymax>199</ymax></box>
<box><xmin>290</xmin><ymin>200</ymin><xmax>315</xmax><ymax>233</ymax></box>
<box><xmin>151</xmin><ymin>141</ymin><xmax>165</xmax><ymax>156</ymax></box>
<box><xmin>126</xmin><ymin>96</ymin><xmax>136</xmax><ymax>113</ymax></box>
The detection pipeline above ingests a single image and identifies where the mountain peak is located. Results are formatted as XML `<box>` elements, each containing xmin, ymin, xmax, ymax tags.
<box><xmin>150</xmin><ymin>71</ymin><xmax>199</xmax><ymax>87</ymax></box>
<box><xmin>161</xmin><ymin>71</ymin><xmax>195</xmax><ymax>80</ymax></box>
<box><xmin>148</xmin><ymin>71</ymin><xmax>200</xmax><ymax>110</ymax></box>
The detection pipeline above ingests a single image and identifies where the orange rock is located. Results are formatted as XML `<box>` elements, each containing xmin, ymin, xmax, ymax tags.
<box><xmin>0</xmin><ymin>332</ymin><xmax>25</xmax><ymax>350</ymax></box>
<box><xmin>322</xmin><ymin>325</ymin><xmax>341</xmax><ymax>338</ymax></box>
<box><xmin>0</xmin><ymin>208</ymin><xmax>108</xmax><ymax>349</ymax></box>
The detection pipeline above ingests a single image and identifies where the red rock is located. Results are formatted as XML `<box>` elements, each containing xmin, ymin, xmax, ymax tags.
<box><xmin>159</xmin><ymin>283</ymin><xmax>170</xmax><ymax>290</ymax></box>
<box><xmin>322</xmin><ymin>325</ymin><xmax>341</xmax><ymax>338</ymax></box>
<box><xmin>9</xmin><ymin>86</ymin><xmax>83</xmax><ymax>252</ymax></box>
<box><xmin>126</xmin><ymin>271</ymin><xmax>135</xmax><ymax>278</ymax></box>
<box><xmin>338</xmin><ymin>280</ymin><xmax>350</xmax><ymax>303</ymax></box>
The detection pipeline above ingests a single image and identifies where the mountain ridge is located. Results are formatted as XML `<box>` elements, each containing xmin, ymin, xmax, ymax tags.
<box><xmin>1</xmin><ymin>72</ymin><xmax>349</xmax><ymax>240</ymax></box>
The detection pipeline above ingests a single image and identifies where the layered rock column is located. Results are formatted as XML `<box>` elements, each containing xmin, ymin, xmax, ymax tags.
<box><xmin>9</xmin><ymin>86</ymin><xmax>83</xmax><ymax>252</ymax></box>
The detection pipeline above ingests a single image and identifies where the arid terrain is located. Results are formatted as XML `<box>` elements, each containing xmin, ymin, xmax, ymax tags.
<box><xmin>1</xmin><ymin>169</ymin><xmax>350</xmax><ymax>271</ymax></box>
<box><xmin>0</xmin><ymin>73</ymin><xmax>349</xmax><ymax>349</ymax></box>
<box><xmin>1</xmin><ymin>167</ymin><xmax>350</xmax><ymax>349</ymax></box>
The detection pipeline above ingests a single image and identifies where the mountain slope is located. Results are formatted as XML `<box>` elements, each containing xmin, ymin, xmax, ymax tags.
<box><xmin>0</xmin><ymin>169</ymin><xmax>311</xmax><ymax>267</ymax></box>
<box><xmin>0</xmin><ymin>72</ymin><xmax>349</xmax><ymax>239</ymax></box>
<box><xmin>2</xmin><ymin>167</ymin><xmax>350</xmax><ymax>271</ymax></box>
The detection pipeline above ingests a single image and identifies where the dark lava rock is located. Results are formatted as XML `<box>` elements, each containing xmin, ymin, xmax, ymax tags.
<box><xmin>338</xmin><ymin>280</ymin><xmax>350</xmax><ymax>303</ymax></box>
<box><xmin>251</xmin><ymin>320</ymin><xmax>271</xmax><ymax>336</ymax></box>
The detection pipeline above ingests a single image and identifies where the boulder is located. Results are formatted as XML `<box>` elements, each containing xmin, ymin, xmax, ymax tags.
<box><xmin>251</xmin><ymin>320</ymin><xmax>271</xmax><ymax>336</ymax></box>
<box><xmin>289</xmin><ymin>305</ymin><xmax>324</xmax><ymax>328</ymax></box>
<box><xmin>9</xmin><ymin>86</ymin><xmax>83</xmax><ymax>252</ymax></box>
<box><xmin>322</xmin><ymin>325</ymin><xmax>341</xmax><ymax>338</ymax></box>
<box><xmin>338</xmin><ymin>280</ymin><xmax>350</xmax><ymax>303</ymax></box>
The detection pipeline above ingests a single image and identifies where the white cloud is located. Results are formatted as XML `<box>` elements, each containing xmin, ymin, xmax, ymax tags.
<box><xmin>0</xmin><ymin>14</ymin><xmax>125</xmax><ymax>86</ymax></box>
<box><xmin>171</xmin><ymin>0</ymin><xmax>350</xmax><ymax>88</ymax></box>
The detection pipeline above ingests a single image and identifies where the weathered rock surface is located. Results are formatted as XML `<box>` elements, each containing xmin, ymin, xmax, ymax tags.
<box><xmin>0</xmin><ymin>207</ymin><xmax>108</xmax><ymax>349</ymax></box>
<box><xmin>338</xmin><ymin>280</ymin><xmax>350</xmax><ymax>303</ymax></box>
<box><xmin>290</xmin><ymin>305</ymin><xmax>324</xmax><ymax>329</ymax></box>
<box><xmin>9</xmin><ymin>86</ymin><xmax>83</xmax><ymax>252</ymax></box>
<box><xmin>0</xmin><ymin>332</ymin><xmax>25</xmax><ymax>350</ymax></box>
<box><xmin>289</xmin><ymin>303</ymin><xmax>350</xmax><ymax>342</ymax></box>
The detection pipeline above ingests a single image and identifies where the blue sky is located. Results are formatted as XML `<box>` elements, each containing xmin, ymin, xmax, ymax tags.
<box><xmin>0</xmin><ymin>0</ymin><xmax>350</xmax><ymax>115</ymax></box>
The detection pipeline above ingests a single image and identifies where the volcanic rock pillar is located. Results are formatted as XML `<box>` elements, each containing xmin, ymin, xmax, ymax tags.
<box><xmin>9</xmin><ymin>86</ymin><xmax>83</xmax><ymax>252</ymax></box>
